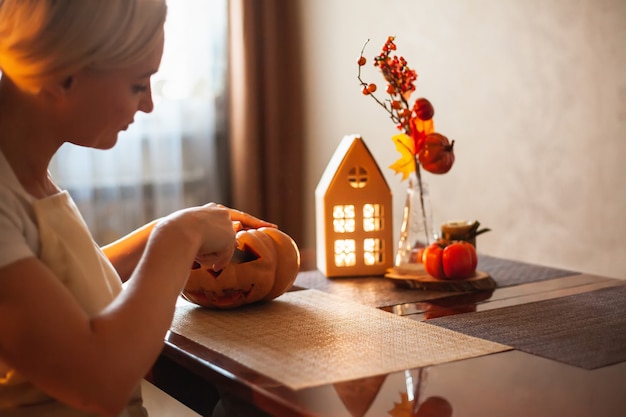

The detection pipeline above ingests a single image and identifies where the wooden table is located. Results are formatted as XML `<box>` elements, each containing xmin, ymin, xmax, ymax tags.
<box><xmin>149</xmin><ymin>253</ymin><xmax>626</xmax><ymax>417</ymax></box>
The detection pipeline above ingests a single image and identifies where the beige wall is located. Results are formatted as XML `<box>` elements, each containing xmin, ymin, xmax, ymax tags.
<box><xmin>299</xmin><ymin>0</ymin><xmax>626</xmax><ymax>279</ymax></box>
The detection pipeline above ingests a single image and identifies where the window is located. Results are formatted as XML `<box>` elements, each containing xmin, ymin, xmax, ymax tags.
<box><xmin>348</xmin><ymin>166</ymin><xmax>368</xmax><ymax>189</ymax></box>
<box><xmin>363</xmin><ymin>238</ymin><xmax>384</xmax><ymax>265</ymax></box>
<box><xmin>363</xmin><ymin>203</ymin><xmax>382</xmax><ymax>232</ymax></box>
<box><xmin>333</xmin><ymin>205</ymin><xmax>356</xmax><ymax>233</ymax></box>
<box><xmin>334</xmin><ymin>239</ymin><xmax>356</xmax><ymax>267</ymax></box>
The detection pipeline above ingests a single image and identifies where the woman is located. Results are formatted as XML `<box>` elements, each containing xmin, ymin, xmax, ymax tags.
<box><xmin>0</xmin><ymin>1</ymin><xmax>273</xmax><ymax>415</ymax></box>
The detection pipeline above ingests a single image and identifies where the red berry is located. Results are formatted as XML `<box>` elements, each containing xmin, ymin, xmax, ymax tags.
<box><xmin>367</xmin><ymin>83</ymin><xmax>377</xmax><ymax>93</ymax></box>
<box><xmin>357</xmin><ymin>56</ymin><xmax>366</xmax><ymax>66</ymax></box>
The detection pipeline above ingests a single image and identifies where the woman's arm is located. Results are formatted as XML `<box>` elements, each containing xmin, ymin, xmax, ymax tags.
<box><xmin>0</xmin><ymin>204</ymin><xmax>271</xmax><ymax>416</ymax></box>
<box><xmin>103</xmin><ymin>204</ymin><xmax>276</xmax><ymax>282</ymax></box>
<box><xmin>102</xmin><ymin>219</ymin><xmax>159</xmax><ymax>283</ymax></box>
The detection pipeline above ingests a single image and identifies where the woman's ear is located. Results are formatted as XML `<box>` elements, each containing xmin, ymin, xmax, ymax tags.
<box><xmin>60</xmin><ymin>76</ymin><xmax>74</xmax><ymax>90</ymax></box>
<box><xmin>41</xmin><ymin>75</ymin><xmax>75</xmax><ymax>97</ymax></box>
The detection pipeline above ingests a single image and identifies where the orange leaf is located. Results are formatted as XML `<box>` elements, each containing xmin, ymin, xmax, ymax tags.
<box><xmin>410</xmin><ymin>118</ymin><xmax>435</xmax><ymax>153</ymax></box>
<box><xmin>387</xmin><ymin>392</ymin><xmax>413</xmax><ymax>417</ymax></box>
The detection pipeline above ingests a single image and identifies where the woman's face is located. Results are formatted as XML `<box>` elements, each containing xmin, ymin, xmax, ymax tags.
<box><xmin>60</xmin><ymin>34</ymin><xmax>165</xmax><ymax>150</ymax></box>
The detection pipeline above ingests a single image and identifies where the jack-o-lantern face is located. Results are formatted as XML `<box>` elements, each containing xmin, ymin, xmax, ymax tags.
<box><xmin>182</xmin><ymin>227</ymin><xmax>300</xmax><ymax>309</ymax></box>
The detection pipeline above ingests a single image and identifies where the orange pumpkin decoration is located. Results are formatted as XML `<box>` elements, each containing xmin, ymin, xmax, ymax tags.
<box><xmin>182</xmin><ymin>227</ymin><xmax>300</xmax><ymax>309</ymax></box>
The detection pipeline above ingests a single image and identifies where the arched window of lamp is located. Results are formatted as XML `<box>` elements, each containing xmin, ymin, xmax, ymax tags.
<box><xmin>49</xmin><ymin>0</ymin><xmax>230</xmax><ymax>244</ymax></box>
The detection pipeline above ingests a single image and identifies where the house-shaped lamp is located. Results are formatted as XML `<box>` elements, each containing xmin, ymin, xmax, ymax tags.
<box><xmin>315</xmin><ymin>135</ymin><xmax>393</xmax><ymax>277</ymax></box>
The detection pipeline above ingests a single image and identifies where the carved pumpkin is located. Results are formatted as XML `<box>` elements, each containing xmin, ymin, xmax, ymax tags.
<box><xmin>182</xmin><ymin>227</ymin><xmax>300</xmax><ymax>309</ymax></box>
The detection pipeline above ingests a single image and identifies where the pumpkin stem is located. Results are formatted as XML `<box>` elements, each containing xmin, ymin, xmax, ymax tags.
<box><xmin>467</xmin><ymin>220</ymin><xmax>490</xmax><ymax>238</ymax></box>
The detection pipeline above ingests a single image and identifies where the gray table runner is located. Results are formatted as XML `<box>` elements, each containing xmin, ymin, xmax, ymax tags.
<box><xmin>296</xmin><ymin>256</ymin><xmax>580</xmax><ymax>308</ymax></box>
<box><xmin>477</xmin><ymin>254</ymin><xmax>579</xmax><ymax>287</ymax></box>
<box><xmin>427</xmin><ymin>284</ymin><xmax>626</xmax><ymax>369</ymax></box>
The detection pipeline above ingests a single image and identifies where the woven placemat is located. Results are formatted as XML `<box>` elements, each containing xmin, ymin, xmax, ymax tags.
<box><xmin>478</xmin><ymin>255</ymin><xmax>579</xmax><ymax>287</ymax></box>
<box><xmin>171</xmin><ymin>289</ymin><xmax>509</xmax><ymax>390</ymax></box>
<box><xmin>427</xmin><ymin>284</ymin><xmax>626</xmax><ymax>369</ymax></box>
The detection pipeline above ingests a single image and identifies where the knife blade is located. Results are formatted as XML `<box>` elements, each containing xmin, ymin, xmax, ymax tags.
<box><xmin>230</xmin><ymin>247</ymin><xmax>258</xmax><ymax>264</ymax></box>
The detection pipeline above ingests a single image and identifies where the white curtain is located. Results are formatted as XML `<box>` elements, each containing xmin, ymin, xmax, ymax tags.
<box><xmin>49</xmin><ymin>0</ymin><xmax>228</xmax><ymax>245</ymax></box>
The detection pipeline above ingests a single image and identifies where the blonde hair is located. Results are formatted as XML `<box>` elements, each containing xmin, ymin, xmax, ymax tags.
<box><xmin>0</xmin><ymin>0</ymin><xmax>167</xmax><ymax>93</ymax></box>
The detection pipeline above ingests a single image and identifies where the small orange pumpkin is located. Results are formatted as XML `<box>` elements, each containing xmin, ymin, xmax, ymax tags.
<box><xmin>182</xmin><ymin>227</ymin><xmax>300</xmax><ymax>309</ymax></box>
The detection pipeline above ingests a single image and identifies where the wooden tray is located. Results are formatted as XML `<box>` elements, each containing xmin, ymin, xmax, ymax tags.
<box><xmin>384</xmin><ymin>266</ymin><xmax>496</xmax><ymax>292</ymax></box>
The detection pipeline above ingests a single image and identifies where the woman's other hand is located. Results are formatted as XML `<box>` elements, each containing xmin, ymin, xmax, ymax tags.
<box><xmin>206</xmin><ymin>203</ymin><xmax>277</xmax><ymax>231</ymax></box>
<box><xmin>197</xmin><ymin>203</ymin><xmax>276</xmax><ymax>269</ymax></box>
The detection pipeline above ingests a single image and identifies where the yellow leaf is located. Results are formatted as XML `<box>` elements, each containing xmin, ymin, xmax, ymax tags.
<box><xmin>389</xmin><ymin>133</ymin><xmax>416</xmax><ymax>181</ymax></box>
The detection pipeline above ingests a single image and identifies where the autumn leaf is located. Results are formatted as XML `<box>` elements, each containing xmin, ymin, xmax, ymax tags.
<box><xmin>389</xmin><ymin>133</ymin><xmax>416</xmax><ymax>180</ymax></box>
<box><xmin>410</xmin><ymin>117</ymin><xmax>435</xmax><ymax>154</ymax></box>
<box><xmin>387</xmin><ymin>392</ymin><xmax>413</xmax><ymax>417</ymax></box>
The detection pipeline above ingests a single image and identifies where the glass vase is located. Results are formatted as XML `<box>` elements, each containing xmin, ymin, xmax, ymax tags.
<box><xmin>394</xmin><ymin>169</ymin><xmax>436</xmax><ymax>274</ymax></box>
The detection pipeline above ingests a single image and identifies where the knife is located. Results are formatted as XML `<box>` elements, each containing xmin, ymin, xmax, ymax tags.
<box><xmin>230</xmin><ymin>246</ymin><xmax>258</xmax><ymax>264</ymax></box>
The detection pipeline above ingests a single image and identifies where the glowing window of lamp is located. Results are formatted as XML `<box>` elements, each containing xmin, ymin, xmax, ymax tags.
<box><xmin>363</xmin><ymin>238</ymin><xmax>383</xmax><ymax>265</ymax></box>
<box><xmin>362</xmin><ymin>203</ymin><xmax>382</xmax><ymax>232</ymax></box>
<box><xmin>332</xmin><ymin>205</ymin><xmax>355</xmax><ymax>233</ymax></box>
<box><xmin>334</xmin><ymin>239</ymin><xmax>356</xmax><ymax>267</ymax></box>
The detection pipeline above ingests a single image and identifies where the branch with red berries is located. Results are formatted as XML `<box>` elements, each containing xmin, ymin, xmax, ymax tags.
<box><xmin>357</xmin><ymin>36</ymin><xmax>455</xmax><ymax>178</ymax></box>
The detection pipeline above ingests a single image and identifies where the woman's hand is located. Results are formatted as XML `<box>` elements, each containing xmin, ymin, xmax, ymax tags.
<box><xmin>162</xmin><ymin>203</ymin><xmax>275</xmax><ymax>272</ymax></box>
<box><xmin>105</xmin><ymin>203</ymin><xmax>276</xmax><ymax>279</ymax></box>
<box><xmin>155</xmin><ymin>204</ymin><xmax>233</xmax><ymax>272</ymax></box>
<box><xmin>197</xmin><ymin>203</ymin><xmax>276</xmax><ymax>269</ymax></box>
